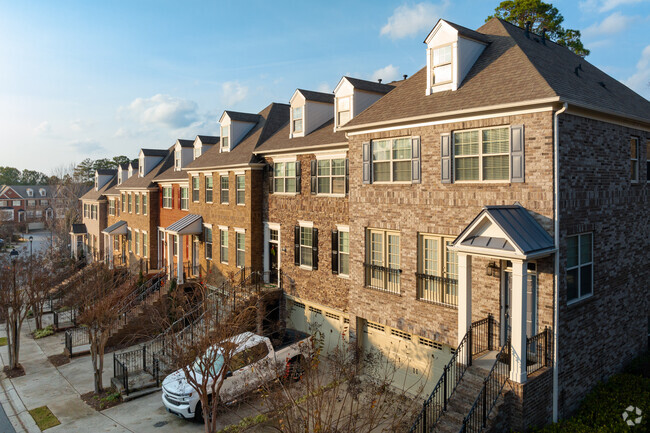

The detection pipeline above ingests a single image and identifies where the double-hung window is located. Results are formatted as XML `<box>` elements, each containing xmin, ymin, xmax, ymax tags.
<box><xmin>205</xmin><ymin>176</ymin><xmax>213</xmax><ymax>202</ymax></box>
<box><xmin>221</xmin><ymin>126</ymin><xmax>229</xmax><ymax>151</ymax></box>
<box><xmin>220</xmin><ymin>176</ymin><xmax>229</xmax><ymax>204</ymax></box>
<box><xmin>134</xmin><ymin>231</ymin><xmax>140</xmax><ymax>256</ymax></box>
<box><xmin>180</xmin><ymin>187</ymin><xmax>189</xmax><ymax>210</ymax></box>
<box><xmin>220</xmin><ymin>229</ymin><xmax>228</xmax><ymax>263</ymax></box>
<box><xmin>566</xmin><ymin>233</ymin><xmax>593</xmax><ymax>303</ymax></box>
<box><xmin>142</xmin><ymin>232</ymin><xmax>148</xmax><ymax>257</ymax></box>
<box><xmin>121</xmin><ymin>194</ymin><xmax>125</xmax><ymax>212</ymax></box>
<box><xmin>192</xmin><ymin>177</ymin><xmax>200</xmax><ymax>201</ymax></box>
<box><xmin>317</xmin><ymin>158</ymin><xmax>346</xmax><ymax>194</ymax></box>
<box><xmin>365</xmin><ymin>229</ymin><xmax>401</xmax><ymax>294</ymax></box>
<box><xmin>236</xmin><ymin>232</ymin><xmax>245</xmax><ymax>268</ymax></box>
<box><xmin>431</xmin><ymin>45</ymin><xmax>452</xmax><ymax>85</ymax></box>
<box><xmin>631</xmin><ymin>137</ymin><xmax>639</xmax><ymax>182</ymax></box>
<box><xmin>162</xmin><ymin>187</ymin><xmax>172</xmax><ymax>209</ymax></box>
<box><xmin>372</xmin><ymin>138</ymin><xmax>412</xmax><ymax>182</ymax></box>
<box><xmin>142</xmin><ymin>193</ymin><xmax>147</xmax><ymax>215</ymax></box>
<box><xmin>417</xmin><ymin>234</ymin><xmax>458</xmax><ymax>306</ymax></box>
<box><xmin>331</xmin><ymin>228</ymin><xmax>349</xmax><ymax>277</ymax></box>
<box><xmin>134</xmin><ymin>194</ymin><xmax>140</xmax><ymax>214</ymax></box>
<box><xmin>337</xmin><ymin>97</ymin><xmax>351</xmax><ymax>126</ymax></box>
<box><xmin>175</xmin><ymin>151</ymin><xmax>181</xmax><ymax>170</ymax></box>
<box><xmin>273</xmin><ymin>162</ymin><xmax>298</xmax><ymax>193</ymax></box>
<box><xmin>454</xmin><ymin>127</ymin><xmax>509</xmax><ymax>181</ymax></box>
<box><xmin>292</xmin><ymin>106</ymin><xmax>303</xmax><ymax>134</ymax></box>
<box><xmin>205</xmin><ymin>226</ymin><xmax>212</xmax><ymax>260</ymax></box>
<box><xmin>173</xmin><ymin>235</ymin><xmax>178</xmax><ymax>257</ymax></box>
<box><xmin>236</xmin><ymin>175</ymin><xmax>245</xmax><ymax>205</ymax></box>
<box><xmin>128</xmin><ymin>193</ymin><xmax>132</xmax><ymax>213</ymax></box>
<box><xmin>109</xmin><ymin>199</ymin><xmax>115</xmax><ymax>216</ymax></box>
<box><xmin>128</xmin><ymin>229</ymin><xmax>132</xmax><ymax>252</ymax></box>
<box><xmin>300</xmin><ymin>227</ymin><xmax>313</xmax><ymax>268</ymax></box>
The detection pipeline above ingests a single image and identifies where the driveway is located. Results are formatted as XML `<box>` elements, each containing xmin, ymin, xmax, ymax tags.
<box><xmin>0</xmin><ymin>315</ymin><xmax>269</xmax><ymax>432</ymax></box>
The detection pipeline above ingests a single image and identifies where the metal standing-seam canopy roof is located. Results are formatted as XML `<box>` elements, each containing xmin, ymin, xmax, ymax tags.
<box><xmin>102</xmin><ymin>220</ymin><xmax>128</xmax><ymax>235</ymax></box>
<box><xmin>165</xmin><ymin>214</ymin><xmax>203</xmax><ymax>235</ymax></box>
<box><xmin>70</xmin><ymin>223</ymin><xmax>87</xmax><ymax>235</ymax></box>
<box><xmin>449</xmin><ymin>205</ymin><xmax>555</xmax><ymax>259</ymax></box>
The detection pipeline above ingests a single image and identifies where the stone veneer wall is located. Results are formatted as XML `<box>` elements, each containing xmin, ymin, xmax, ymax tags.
<box><xmin>556</xmin><ymin>114</ymin><xmax>650</xmax><ymax>417</ymax></box>
<box><xmin>263</xmin><ymin>153</ymin><xmax>350</xmax><ymax>312</ymax></box>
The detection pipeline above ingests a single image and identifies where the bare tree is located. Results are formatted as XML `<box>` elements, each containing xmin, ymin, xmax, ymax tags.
<box><xmin>47</xmin><ymin>164</ymin><xmax>88</xmax><ymax>254</ymax></box>
<box><xmin>73</xmin><ymin>264</ymin><xmax>135</xmax><ymax>393</ymax></box>
<box><xmin>0</xmin><ymin>254</ymin><xmax>31</xmax><ymax>371</ymax></box>
<box><xmin>25</xmin><ymin>250</ymin><xmax>72</xmax><ymax>330</ymax></box>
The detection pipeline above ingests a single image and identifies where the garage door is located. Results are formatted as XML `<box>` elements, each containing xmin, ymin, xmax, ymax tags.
<box><xmin>287</xmin><ymin>298</ymin><xmax>349</xmax><ymax>356</ymax></box>
<box><xmin>362</xmin><ymin>321</ymin><xmax>452</xmax><ymax>397</ymax></box>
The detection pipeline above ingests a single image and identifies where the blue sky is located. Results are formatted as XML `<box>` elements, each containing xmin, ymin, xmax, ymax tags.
<box><xmin>1</xmin><ymin>0</ymin><xmax>649</xmax><ymax>173</ymax></box>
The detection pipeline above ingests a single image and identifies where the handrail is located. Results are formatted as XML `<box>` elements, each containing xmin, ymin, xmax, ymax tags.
<box><xmin>117</xmin><ymin>269</ymin><xmax>166</xmax><ymax>316</ymax></box>
<box><xmin>526</xmin><ymin>327</ymin><xmax>551</xmax><ymax>376</ymax></box>
<box><xmin>460</xmin><ymin>340</ymin><xmax>512</xmax><ymax>433</ymax></box>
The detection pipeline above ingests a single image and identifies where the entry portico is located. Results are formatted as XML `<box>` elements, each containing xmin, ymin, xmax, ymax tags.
<box><xmin>164</xmin><ymin>214</ymin><xmax>203</xmax><ymax>284</ymax></box>
<box><xmin>102</xmin><ymin>220</ymin><xmax>128</xmax><ymax>268</ymax></box>
<box><xmin>449</xmin><ymin>205</ymin><xmax>555</xmax><ymax>383</ymax></box>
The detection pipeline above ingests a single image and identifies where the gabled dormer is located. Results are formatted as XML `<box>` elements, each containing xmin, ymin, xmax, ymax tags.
<box><xmin>218</xmin><ymin>111</ymin><xmax>260</xmax><ymax>152</ymax></box>
<box><xmin>174</xmin><ymin>139</ymin><xmax>194</xmax><ymax>171</ymax></box>
<box><xmin>26</xmin><ymin>188</ymin><xmax>33</xmax><ymax>197</ymax></box>
<box><xmin>289</xmin><ymin>89</ymin><xmax>334</xmax><ymax>138</ymax></box>
<box><xmin>130</xmin><ymin>160</ymin><xmax>138</xmax><ymax>178</ymax></box>
<box><xmin>193</xmin><ymin>135</ymin><xmax>219</xmax><ymax>160</ymax></box>
<box><xmin>95</xmin><ymin>170</ymin><xmax>114</xmax><ymax>191</ymax></box>
<box><xmin>117</xmin><ymin>164</ymin><xmax>129</xmax><ymax>185</ymax></box>
<box><xmin>424</xmin><ymin>19</ymin><xmax>489</xmax><ymax>95</ymax></box>
<box><xmin>138</xmin><ymin>149</ymin><xmax>166</xmax><ymax>177</ymax></box>
<box><xmin>333</xmin><ymin>77</ymin><xmax>395</xmax><ymax>130</ymax></box>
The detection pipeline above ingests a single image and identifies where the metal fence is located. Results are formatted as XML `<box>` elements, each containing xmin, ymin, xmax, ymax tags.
<box><xmin>64</xmin><ymin>327</ymin><xmax>89</xmax><ymax>354</ymax></box>
<box><xmin>526</xmin><ymin>327</ymin><xmax>551</xmax><ymax>376</ymax></box>
<box><xmin>415</xmin><ymin>273</ymin><xmax>458</xmax><ymax>306</ymax></box>
<box><xmin>363</xmin><ymin>263</ymin><xmax>402</xmax><ymax>294</ymax></box>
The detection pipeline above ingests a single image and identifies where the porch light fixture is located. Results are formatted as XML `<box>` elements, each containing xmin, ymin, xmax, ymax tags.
<box><xmin>486</xmin><ymin>261</ymin><xmax>500</xmax><ymax>277</ymax></box>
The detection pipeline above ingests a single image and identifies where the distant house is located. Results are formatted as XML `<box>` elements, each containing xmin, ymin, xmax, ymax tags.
<box><xmin>0</xmin><ymin>185</ymin><xmax>55</xmax><ymax>228</ymax></box>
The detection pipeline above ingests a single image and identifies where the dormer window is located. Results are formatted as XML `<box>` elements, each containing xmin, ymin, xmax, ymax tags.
<box><xmin>139</xmin><ymin>156</ymin><xmax>144</xmax><ymax>176</ymax></box>
<box><xmin>95</xmin><ymin>176</ymin><xmax>98</xmax><ymax>190</ymax></box>
<box><xmin>194</xmin><ymin>146</ymin><xmax>201</xmax><ymax>159</ymax></box>
<box><xmin>175</xmin><ymin>150</ymin><xmax>181</xmax><ymax>170</ymax></box>
<box><xmin>27</xmin><ymin>189</ymin><xmax>33</xmax><ymax>197</ymax></box>
<box><xmin>431</xmin><ymin>45</ymin><xmax>453</xmax><ymax>85</ymax></box>
<box><xmin>39</xmin><ymin>188</ymin><xmax>46</xmax><ymax>196</ymax></box>
<box><xmin>292</xmin><ymin>106</ymin><xmax>303</xmax><ymax>134</ymax></box>
<box><xmin>337</xmin><ymin>97</ymin><xmax>350</xmax><ymax>126</ymax></box>
<box><xmin>221</xmin><ymin>126</ymin><xmax>229</xmax><ymax>151</ymax></box>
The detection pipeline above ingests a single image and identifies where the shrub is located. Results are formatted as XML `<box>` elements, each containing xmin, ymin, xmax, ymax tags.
<box><xmin>34</xmin><ymin>325</ymin><xmax>54</xmax><ymax>339</ymax></box>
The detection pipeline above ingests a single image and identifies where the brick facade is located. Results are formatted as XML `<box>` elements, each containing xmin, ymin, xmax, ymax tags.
<box><xmin>158</xmin><ymin>183</ymin><xmax>191</xmax><ymax>271</ymax></box>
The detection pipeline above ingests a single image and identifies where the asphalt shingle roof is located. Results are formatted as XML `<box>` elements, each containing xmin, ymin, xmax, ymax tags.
<box><xmin>343</xmin><ymin>77</ymin><xmax>396</xmax><ymax>94</ymax></box>
<box><xmin>345</xmin><ymin>18</ymin><xmax>650</xmax><ymax>129</ymax></box>
<box><xmin>196</xmin><ymin>135</ymin><xmax>220</xmax><ymax>145</ymax></box>
<box><xmin>118</xmin><ymin>147</ymin><xmax>174</xmax><ymax>190</ymax></box>
<box><xmin>81</xmin><ymin>175</ymin><xmax>117</xmax><ymax>201</ymax></box>
<box><xmin>255</xmin><ymin>118</ymin><xmax>346</xmax><ymax>154</ymax></box>
<box><xmin>297</xmin><ymin>89</ymin><xmax>334</xmax><ymax>104</ymax></box>
<box><xmin>223</xmin><ymin>111</ymin><xmax>261</xmax><ymax>123</ymax></box>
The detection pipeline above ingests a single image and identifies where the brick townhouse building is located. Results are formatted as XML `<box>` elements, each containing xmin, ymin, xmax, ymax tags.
<box><xmin>77</xmin><ymin>16</ymin><xmax>649</xmax><ymax>432</ymax></box>
<box><xmin>337</xmin><ymin>17</ymin><xmax>649</xmax><ymax>430</ymax></box>
<box><xmin>0</xmin><ymin>185</ymin><xmax>55</xmax><ymax>224</ymax></box>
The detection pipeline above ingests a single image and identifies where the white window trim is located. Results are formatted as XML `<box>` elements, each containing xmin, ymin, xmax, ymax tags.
<box><xmin>204</xmin><ymin>225</ymin><xmax>213</xmax><ymax>261</ymax></box>
<box><xmin>235</xmin><ymin>174</ymin><xmax>245</xmax><ymax>206</ymax></box>
<box><xmin>365</xmin><ymin>228</ymin><xmax>401</xmax><ymax>293</ymax></box>
<box><xmin>162</xmin><ymin>187</ymin><xmax>173</xmax><ymax>209</ymax></box>
<box><xmin>298</xmin><ymin>225</ymin><xmax>314</xmax><ymax>270</ymax></box>
<box><xmin>453</xmin><ymin>125</ymin><xmax>511</xmax><ymax>183</ymax></box>
<box><xmin>219</xmin><ymin>228</ymin><xmax>228</xmax><ymax>264</ymax></box>
<box><xmin>205</xmin><ymin>176</ymin><xmax>214</xmax><ymax>203</ymax></box>
<box><xmin>192</xmin><ymin>177</ymin><xmax>200</xmax><ymax>202</ymax></box>
<box><xmin>234</xmin><ymin>227</ymin><xmax>246</xmax><ymax>234</ymax></box>
<box><xmin>142</xmin><ymin>230</ymin><xmax>148</xmax><ymax>258</ymax></box>
<box><xmin>566</xmin><ymin>232</ymin><xmax>594</xmax><ymax>306</ymax></box>
<box><xmin>298</xmin><ymin>220</ymin><xmax>313</xmax><ymax>228</ymax></box>
<box><xmin>273</xmin><ymin>161</ymin><xmax>299</xmax><ymax>194</ymax></box>
<box><xmin>315</xmin><ymin>152</ymin><xmax>347</xmax><ymax>160</ymax></box>
<box><xmin>631</xmin><ymin>136</ymin><xmax>640</xmax><ymax>184</ymax></box>
<box><xmin>337</xmin><ymin>226</ymin><xmax>350</xmax><ymax>278</ymax></box>
<box><xmin>271</xmin><ymin>155</ymin><xmax>297</xmax><ymax>163</ymax></box>
<box><xmin>235</xmin><ymin>231</ymin><xmax>245</xmax><ymax>268</ymax></box>
<box><xmin>315</xmin><ymin>157</ymin><xmax>347</xmax><ymax>196</ymax></box>
<box><xmin>430</xmin><ymin>44</ymin><xmax>454</xmax><ymax>86</ymax></box>
<box><xmin>142</xmin><ymin>193</ymin><xmax>148</xmax><ymax>216</ymax></box>
<box><xmin>180</xmin><ymin>187</ymin><xmax>189</xmax><ymax>210</ymax></box>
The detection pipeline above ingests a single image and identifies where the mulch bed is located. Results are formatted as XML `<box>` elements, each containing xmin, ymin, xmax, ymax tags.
<box><xmin>48</xmin><ymin>354</ymin><xmax>70</xmax><ymax>367</ymax></box>
<box><xmin>3</xmin><ymin>365</ymin><xmax>25</xmax><ymax>378</ymax></box>
<box><xmin>81</xmin><ymin>387</ymin><xmax>123</xmax><ymax>411</ymax></box>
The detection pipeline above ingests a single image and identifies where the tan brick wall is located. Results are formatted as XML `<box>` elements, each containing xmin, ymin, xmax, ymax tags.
<box><xmin>347</xmin><ymin>111</ymin><xmax>556</xmax><ymax>347</ymax></box>
<box><xmin>263</xmin><ymin>153</ymin><xmax>350</xmax><ymax>311</ymax></box>
<box><xmin>556</xmin><ymin>114</ymin><xmax>650</xmax><ymax>417</ymax></box>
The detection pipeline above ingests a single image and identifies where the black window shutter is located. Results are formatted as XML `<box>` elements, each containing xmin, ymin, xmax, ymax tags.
<box><xmin>331</xmin><ymin>229</ymin><xmax>339</xmax><ymax>275</ymax></box>
<box><xmin>441</xmin><ymin>134</ymin><xmax>453</xmax><ymax>184</ymax></box>
<box><xmin>294</xmin><ymin>226</ymin><xmax>300</xmax><ymax>266</ymax></box>
<box><xmin>295</xmin><ymin>161</ymin><xmax>301</xmax><ymax>194</ymax></box>
<box><xmin>510</xmin><ymin>125</ymin><xmax>525</xmax><ymax>183</ymax></box>
<box><xmin>411</xmin><ymin>136</ymin><xmax>421</xmax><ymax>184</ymax></box>
<box><xmin>310</xmin><ymin>160</ymin><xmax>317</xmax><ymax>194</ymax></box>
<box><xmin>312</xmin><ymin>228</ymin><xmax>319</xmax><ymax>270</ymax></box>
<box><xmin>345</xmin><ymin>158</ymin><xmax>349</xmax><ymax>194</ymax></box>
<box><xmin>268</xmin><ymin>163</ymin><xmax>274</xmax><ymax>193</ymax></box>
<box><xmin>362</xmin><ymin>142</ymin><xmax>371</xmax><ymax>184</ymax></box>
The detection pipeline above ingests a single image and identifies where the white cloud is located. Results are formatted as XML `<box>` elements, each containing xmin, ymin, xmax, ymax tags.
<box><xmin>624</xmin><ymin>45</ymin><xmax>650</xmax><ymax>98</ymax></box>
<box><xmin>579</xmin><ymin>0</ymin><xmax>646</xmax><ymax>13</ymax></box>
<box><xmin>68</xmin><ymin>139</ymin><xmax>104</xmax><ymax>154</ymax></box>
<box><xmin>34</xmin><ymin>121</ymin><xmax>52</xmax><ymax>136</ymax></box>
<box><xmin>221</xmin><ymin>81</ymin><xmax>249</xmax><ymax>106</ymax></box>
<box><xmin>380</xmin><ymin>1</ymin><xmax>449</xmax><ymax>39</ymax></box>
<box><xmin>70</xmin><ymin>119</ymin><xmax>87</xmax><ymax>132</ymax></box>
<box><xmin>316</xmin><ymin>82</ymin><xmax>332</xmax><ymax>93</ymax></box>
<box><xmin>370</xmin><ymin>64</ymin><xmax>400</xmax><ymax>83</ymax></box>
<box><xmin>583</xmin><ymin>12</ymin><xmax>636</xmax><ymax>37</ymax></box>
<box><xmin>122</xmin><ymin>94</ymin><xmax>199</xmax><ymax>129</ymax></box>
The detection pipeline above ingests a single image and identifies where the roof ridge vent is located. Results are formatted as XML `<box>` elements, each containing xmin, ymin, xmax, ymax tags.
<box><xmin>377</xmin><ymin>78</ymin><xmax>382</xmax><ymax>83</ymax></box>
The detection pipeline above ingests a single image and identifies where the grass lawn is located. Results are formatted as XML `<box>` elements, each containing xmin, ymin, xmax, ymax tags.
<box><xmin>0</xmin><ymin>337</ymin><xmax>7</xmax><ymax>347</ymax></box>
<box><xmin>28</xmin><ymin>406</ymin><xmax>60</xmax><ymax>430</ymax></box>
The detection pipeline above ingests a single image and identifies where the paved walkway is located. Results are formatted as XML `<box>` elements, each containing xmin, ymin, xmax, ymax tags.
<box><xmin>0</xmin><ymin>314</ymin><xmax>264</xmax><ymax>432</ymax></box>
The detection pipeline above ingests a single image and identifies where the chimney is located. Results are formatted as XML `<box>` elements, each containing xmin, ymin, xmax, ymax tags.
<box><xmin>403</xmin><ymin>74</ymin><xmax>408</xmax><ymax>80</ymax></box>
<box><xmin>377</xmin><ymin>78</ymin><xmax>382</xmax><ymax>83</ymax></box>
<box><xmin>525</xmin><ymin>21</ymin><xmax>531</xmax><ymax>38</ymax></box>
<box><xmin>541</xmin><ymin>28</ymin><xmax>547</xmax><ymax>45</ymax></box>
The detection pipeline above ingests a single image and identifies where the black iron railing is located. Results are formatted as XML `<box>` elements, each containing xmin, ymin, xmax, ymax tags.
<box><xmin>64</xmin><ymin>326</ymin><xmax>89</xmax><ymax>355</ymax></box>
<box><xmin>471</xmin><ymin>315</ymin><xmax>499</xmax><ymax>356</ymax></box>
<box><xmin>415</xmin><ymin>273</ymin><xmax>458</xmax><ymax>306</ymax></box>
<box><xmin>363</xmin><ymin>263</ymin><xmax>401</xmax><ymax>294</ymax></box>
<box><xmin>526</xmin><ymin>327</ymin><xmax>551</xmax><ymax>376</ymax></box>
<box><xmin>460</xmin><ymin>341</ymin><xmax>512</xmax><ymax>433</ymax></box>
<box><xmin>53</xmin><ymin>307</ymin><xmax>77</xmax><ymax>330</ymax></box>
<box><xmin>113</xmin><ymin>353</ymin><xmax>129</xmax><ymax>395</ymax></box>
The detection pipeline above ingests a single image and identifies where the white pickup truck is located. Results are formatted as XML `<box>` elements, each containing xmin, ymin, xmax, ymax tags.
<box><xmin>162</xmin><ymin>329</ymin><xmax>311</xmax><ymax>421</ymax></box>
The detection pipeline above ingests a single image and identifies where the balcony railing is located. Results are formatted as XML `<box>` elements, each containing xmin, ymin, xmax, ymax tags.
<box><xmin>363</xmin><ymin>263</ymin><xmax>401</xmax><ymax>294</ymax></box>
<box><xmin>416</xmin><ymin>273</ymin><xmax>458</xmax><ymax>306</ymax></box>
<box><xmin>526</xmin><ymin>327</ymin><xmax>552</xmax><ymax>376</ymax></box>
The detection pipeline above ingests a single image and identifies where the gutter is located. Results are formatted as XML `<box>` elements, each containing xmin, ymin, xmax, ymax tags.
<box><xmin>553</xmin><ymin>102</ymin><xmax>568</xmax><ymax>423</ymax></box>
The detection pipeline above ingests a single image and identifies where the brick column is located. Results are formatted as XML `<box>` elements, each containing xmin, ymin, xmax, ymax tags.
<box><xmin>510</xmin><ymin>259</ymin><xmax>528</xmax><ymax>383</ymax></box>
<box><xmin>457</xmin><ymin>253</ymin><xmax>472</xmax><ymax>346</ymax></box>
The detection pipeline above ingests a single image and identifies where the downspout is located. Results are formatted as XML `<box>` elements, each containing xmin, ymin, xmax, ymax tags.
<box><xmin>553</xmin><ymin>102</ymin><xmax>567</xmax><ymax>423</ymax></box>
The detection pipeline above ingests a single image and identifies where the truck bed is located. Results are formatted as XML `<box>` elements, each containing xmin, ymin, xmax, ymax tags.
<box><xmin>273</xmin><ymin>329</ymin><xmax>310</xmax><ymax>352</ymax></box>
